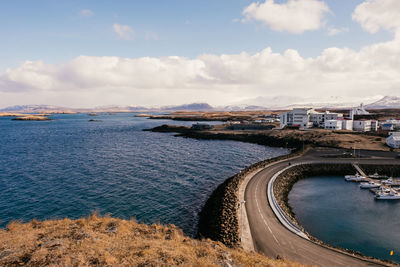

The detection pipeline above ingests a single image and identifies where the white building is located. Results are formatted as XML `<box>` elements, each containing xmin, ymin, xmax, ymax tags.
<box><xmin>384</xmin><ymin>119</ymin><xmax>400</xmax><ymax>130</ymax></box>
<box><xmin>353</xmin><ymin>120</ymin><xmax>372</xmax><ymax>132</ymax></box>
<box><xmin>280</xmin><ymin>108</ymin><xmax>314</xmax><ymax>129</ymax></box>
<box><xmin>386</xmin><ymin>132</ymin><xmax>400</xmax><ymax>149</ymax></box>
<box><xmin>310</xmin><ymin>111</ymin><xmax>343</xmax><ymax>127</ymax></box>
<box><xmin>350</xmin><ymin>103</ymin><xmax>370</xmax><ymax>119</ymax></box>
<box><xmin>342</xmin><ymin>119</ymin><xmax>353</xmax><ymax>131</ymax></box>
<box><xmin>325</xmin><ymin>120</ymin><xmax>342</xmax><ymax>130</ymax></box>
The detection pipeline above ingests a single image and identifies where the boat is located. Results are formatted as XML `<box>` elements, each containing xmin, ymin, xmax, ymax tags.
<box><xmin>368</xmin><ymin>172</ymin><xmax>388</xmax><ymax>179</ymax></box>
<box><xmin>375</xmin><ymin>190</ymin><xmax>400</xmax><ymax>200</ymax></box>
<box><xmin>370</xmin><ymin>187</ymin><xmax>391</xmax><ymax>194</ymax></box>
<box><xmin>360</xmin><ymin>181</ymin><xmax>381</xmax><ymax>189</ymax></box>
<box><xmin>344</xmin><ymin>173</ymin><xmax>368</xmax><ymax>182</ymax></box>
<box><xmin>382</xmin><ymin>178</ymin><xmax>400</xmax><ymax>186</ymax></box>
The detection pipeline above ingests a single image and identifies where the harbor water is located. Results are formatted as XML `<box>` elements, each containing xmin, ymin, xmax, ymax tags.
<box><xmin>289</xmin><ymin>176</ymin><xmax>400</xmax><ymax>263</ymax></box>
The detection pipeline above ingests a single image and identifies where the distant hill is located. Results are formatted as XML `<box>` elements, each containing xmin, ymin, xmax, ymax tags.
<box><xmin>365</xmin><ymin>96</ymin><xmax>400</xmax><ymax>109</ymax></box>
<box><xmin>0</xmin><ymin>103</ymin><xmax>215</xmax><ymax>113</ymax></box>
<box><xmin>162</xmin><ymin>103</ymin><xmax>214</xmax><ymax>111</ymax></box>
<box><xmin>0</xmin><ymin>105</ymin><xmax>69</xmax><ymax>113</ymax></box>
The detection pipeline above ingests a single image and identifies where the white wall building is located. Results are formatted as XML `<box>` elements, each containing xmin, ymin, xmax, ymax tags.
<box><xmin>385</xmin><ymin>119</ymin><xmax>400</xmax><ymax>130</ymax></box>
<box><xmin>280</xmin><ymin>108</ymin><xmax>314</xmax><ymax>129</ymax></box>
<box><xmin>386</xmin><ymin>132</ymin><xmax>400</xmax><ymax>149</ymax></box>
<box><xmin>310</xmin><ymin>111</ymin><xmax>343</xmax><ymax>127</ymax></box>
<box><xmin>350</xmin><ymin>103</ymin><xmax>370</xmax><ymax>119</ymax></box>
<box><xmin>353</xmin><ymin>120</ymin><xmax>372</xmax><ymax>132</ymax></box>
<box><xmin>325</xmin><ymin>120</ymin><xmax>342</xmax><ymax>130</ymax></box>
<box><xmin>342</xmin><ymin>119</ymin><xmax>353</xmax><ymax>131</ymax></box>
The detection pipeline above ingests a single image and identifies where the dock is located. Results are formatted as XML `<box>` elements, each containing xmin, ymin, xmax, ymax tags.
<box><xmin>352</xmin><ymin>163</ymin><xmax>368</xmax><ymax>177</ymax></box>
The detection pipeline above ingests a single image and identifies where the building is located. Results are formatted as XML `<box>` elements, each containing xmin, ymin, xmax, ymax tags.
<box><xmin>310</xmin><ymin>111</ymin><xmax>343</xmax><ymax>127</ymax></box>
<box><xmin>325</xmin><ymin>120</ymin><xmax>342</xmax><ymax>130</ymax></box>
<box><xmin>341</xmin><ymin>119</ymin><xmax>353</xmax><ymax>131</ymax></box>
<box><xmin>353</xmin><ymin>120</ymin><xmax>372</xmax><ymax>132</ymax></box>
<box><xmin>280</xmin><ymin>108</ymin><xmax>314</xmax><ymax>129</ymax></box>
<box><xmin>386</xmin><ymin>132</ymin><xmax>400</xmax><ymax>149</ymax></box>
<box><xmin>350</xmin><ymin>103</ymin><xmax>370</xmax><ymax>119</ymax></box>
<box><xmin>382</xmin><ymin>123</ymin><xmax>394</xmax><ymax>131</ymax></box>
<box><xmin>384</xmin><ymin>119</ymin><xmax>400</xmax><ymax>130</ymax></box>
<box><xmin>371</xmin><ymin>120</ymin><xmax>378</xmax><ymax>131</ymax></box>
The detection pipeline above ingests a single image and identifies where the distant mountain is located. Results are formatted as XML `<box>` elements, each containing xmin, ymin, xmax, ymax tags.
<box><xmin>0</xmin><ymin>103</ymin><xmax>215</xmax><ymax>113</ymax></box>
<box><xmin>162</xmin><ymin>103</ymin><xmax>214</xmax><ymax>111</ymax></box>
<box><xmin>365</xmin><ymin>96</ymin><xmax>400</xmax><ymax>109</ymax></box>
<box><xmin>0</xmin><ymin>105</ymin><xmax>73</xmax><ymax>113</ymax></box>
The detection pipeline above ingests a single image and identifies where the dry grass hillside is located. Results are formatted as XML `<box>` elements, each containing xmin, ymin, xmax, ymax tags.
<box><xmin>0</xmin><ymin>214</ymin><xmax>306</xmax><ymax>267</ymax></box>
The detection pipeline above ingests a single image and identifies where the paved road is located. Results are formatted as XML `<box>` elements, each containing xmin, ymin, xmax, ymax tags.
<box><xmin>244</xmin><ymin>148</ymin><xmax>400</xmax><ymax>266</ymax></box>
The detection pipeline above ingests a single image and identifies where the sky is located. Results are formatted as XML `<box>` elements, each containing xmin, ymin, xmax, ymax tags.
<box><xmin>0</xmin><ymin>0</ymin><xmax>399</xmax><ymax>108</ymax></box>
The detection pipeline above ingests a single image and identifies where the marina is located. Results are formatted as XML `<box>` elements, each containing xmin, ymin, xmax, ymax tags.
<box><xmin>346</xmin><ymin>164</ymin><xmax>400</xmax><ymax>200</ymax></box>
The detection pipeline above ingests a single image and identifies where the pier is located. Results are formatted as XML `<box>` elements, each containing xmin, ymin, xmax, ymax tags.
<box><xmin>352</xmin><ymin>163</ymin><xmax>368</xmax><ymax>177</ymax></box>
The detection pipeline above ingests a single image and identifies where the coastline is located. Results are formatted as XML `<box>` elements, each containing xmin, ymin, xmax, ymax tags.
<box><xmin>148</xmin><ymin>124</ymin><xmax>399</xmax><ymax>265</ymax></box>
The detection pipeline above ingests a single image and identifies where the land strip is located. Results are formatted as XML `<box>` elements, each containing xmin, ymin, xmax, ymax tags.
<box><xmin>147</xmin><ymin>124</ymin><xmax>393</xmax><ymax>151</ymax></box>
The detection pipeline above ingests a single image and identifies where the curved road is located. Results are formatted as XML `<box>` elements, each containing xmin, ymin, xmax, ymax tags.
<box><xmin>244</xmin><ymin>148</ymin><xmax>400</xmax><ymax>266</ymax></box>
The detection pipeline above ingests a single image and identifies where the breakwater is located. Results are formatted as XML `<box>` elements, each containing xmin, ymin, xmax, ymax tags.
<box><xmin>197</xmin><ymin>149</ymin><xmax>304</xmax><ymax>247</ymax></box>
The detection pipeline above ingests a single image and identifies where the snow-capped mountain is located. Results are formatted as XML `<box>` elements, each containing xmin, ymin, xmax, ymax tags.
<box><xmin>365</xmin><ymin>96</ymin><xmax>400</xmax><ymax>109</ymax></box>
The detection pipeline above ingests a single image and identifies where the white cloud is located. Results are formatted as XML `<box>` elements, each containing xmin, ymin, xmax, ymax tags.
<box><xmin>145</xmin><ymin>32</ymin><xmax>159</xmax><ymax>41</ymax></box>
<box><xmin>327</xmin><ymin>27</ymin><xmax>349</xmax><ymax>36</ymax></box>
<box><xmin>352</xmin><ymin>0</ymin><xmax>400</xmax><ymax>36</ymax></box>
<box><xmin>242</xmin><ymin>0</ymin><xmax>330</xmax><ymax>34</ymax></box>
<box><xmin>1</xmin><ymin>37</ymin><xmax>400</xmax><ymax>107</ymax></box>
<box><xmin>113</xmin><ymin>23</ymin><xmax>135</xmax><ymax>40</ymax></box>
<box><xmin>79</xmin><ymin>9</ymin><xmax>94</xmax><ymax>17</ymax></box>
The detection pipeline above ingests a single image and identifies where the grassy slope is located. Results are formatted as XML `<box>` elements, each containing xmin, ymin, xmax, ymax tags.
<box><xmin>0</xmin><ymin>215</ymin><xmax>306</xmax><ymax>267</ymax></box>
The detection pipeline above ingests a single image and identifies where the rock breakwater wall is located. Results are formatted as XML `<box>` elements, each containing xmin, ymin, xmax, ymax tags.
<box><xmin>197</xmin><ymin>149</ymin><xmax>304</xmax><ymax>247</ymax></box>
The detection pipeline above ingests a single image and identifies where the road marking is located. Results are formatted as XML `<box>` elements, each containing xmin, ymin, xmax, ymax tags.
<box><xmin>255</xmin><ymin>173</ymin><xmax>280</xmax><ymax>246</ymax></box>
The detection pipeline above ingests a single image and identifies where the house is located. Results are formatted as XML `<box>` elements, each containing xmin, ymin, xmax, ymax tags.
<box><xmin>386</xmin><ymin>132</ymin><xmax>400</xmax><ymax>148</ymax></box>
<box><xmin>325</xmin><ymin>120</ymin><xmax>342</xmax><ymax>130</ymax></box>
<box><xmin>280</xmin><ymin>108</ymin><xmax>314</xmax><ymax>129</ymax></box>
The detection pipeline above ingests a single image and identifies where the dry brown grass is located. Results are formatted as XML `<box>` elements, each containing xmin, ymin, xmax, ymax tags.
<box><xmin>0</xmin><ymin>214</ymin><xmax>306</xmax><ymax>267</ymax></box>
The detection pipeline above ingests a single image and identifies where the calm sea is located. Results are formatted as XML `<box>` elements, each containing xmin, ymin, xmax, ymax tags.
<box><xmin>289</xmin><ymin>176</ymin><xmax>400</xmax><ymax>263</ymax></box>
<box><xmin>0</xmin><ymin>113</ymin><xmax>287</xmax><ymax>236</ymax></box>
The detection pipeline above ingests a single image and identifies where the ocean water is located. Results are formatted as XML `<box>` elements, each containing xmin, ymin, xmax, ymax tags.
<box><xmin>289</xmin><ymin>176</ymin><xmax>400</xmax><ymax>263</ymax></box>
<box><xmin>0</xmin><ymin>113</ymin><xmax>287</xmax><ymax>236</ymax></box>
